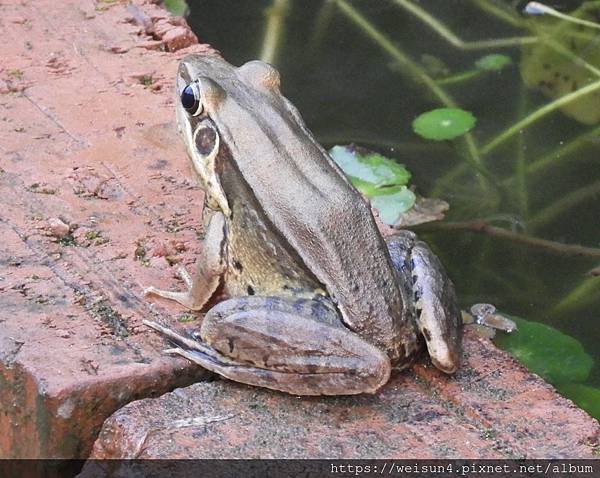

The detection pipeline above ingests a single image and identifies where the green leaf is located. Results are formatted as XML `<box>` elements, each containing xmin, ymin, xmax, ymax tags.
<box><xmin>329</xmin><ymin>146</ymin><xmax>416</xmax><ymax>225</ymax></box>
<box><xmin>329</xmin><ymin>146</ymin><xmax>411</xmax><ymax>188</ymax></box>
<box><xmin>557</xmin><ymin>383</ymin><xmax>600</xmax><ymax>420</ymax></box>
<box><xmin>164</xmin><ymin>0</ymin><xmax>189</xmax><ymax>16</ymax></box>
<box><xmin>370</xmin><ymin>186</ymin><xmax>416</xmax><ymax>225</ymax></box>
<box><xmin>346</xmin><ymin>177</ymin><xmax>382</xmax><ymax>197</ymax></box>
<box><xmin>494</xmin><ymin>315</ymin><xmax>593</xmax><ymax>384</ymax></box>
<box><xmin>412</xmin><ymin>108</ymin><xmax>476</xmax><ymax>141</ymax></box>
<box><xmin>475</xmin><ymin>54</ymin><xmax>512</xmax><ymax>72</ymax></box>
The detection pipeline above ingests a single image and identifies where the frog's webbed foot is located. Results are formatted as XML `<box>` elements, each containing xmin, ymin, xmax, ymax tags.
<box><xmin>386</xmin><ymin>231</ymin><xmax>462</xmax><ymax>374</ymax></box>
<box><xmin>145</xmin><ymin>296</ymin><xmax>391</xmax><ymax>396</ymax></box>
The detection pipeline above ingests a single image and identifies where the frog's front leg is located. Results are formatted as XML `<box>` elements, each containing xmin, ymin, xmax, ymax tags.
<box><xmin>143</xmin><ymin>211</ymin><xmax>226</xmax><ymax>311</ymax></box>
<box><xmin>144</xmin><ymin>296</ymin><xmax>391</xmax><ymax>396</ymax></box>
<box><xmin>386</xmin><ymin>231</ymin><xmax>462</xmax><ymax>374</ymax></box>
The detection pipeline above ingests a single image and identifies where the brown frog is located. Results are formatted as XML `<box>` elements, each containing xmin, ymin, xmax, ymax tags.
<box><xmin>143</xmin><ymin>54</ymin><xmax>462</xmax><ymax>396</ymax></box>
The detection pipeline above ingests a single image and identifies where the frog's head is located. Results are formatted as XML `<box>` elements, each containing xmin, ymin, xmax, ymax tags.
<box><xmin>175</xmin><ymin>54</ymin><xmax>293</xmax><ymax>215</ymax></box>
<box><xmin>175</xmin><ymin>55</ymin><xmax>232</xmax><ymax>215</ymax></box>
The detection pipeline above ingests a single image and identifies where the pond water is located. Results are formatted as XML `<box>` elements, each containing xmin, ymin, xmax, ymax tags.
<box><xmin>186</xmin><ymin>0</ymin><xmax>600</xmax><ymax>417</ymax></box>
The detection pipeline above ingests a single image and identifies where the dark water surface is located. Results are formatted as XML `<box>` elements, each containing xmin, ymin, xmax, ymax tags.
<box><xmin>186</xmin><ymin>0</ymin><xmax>600</xmax><ymax>415</ymax></box>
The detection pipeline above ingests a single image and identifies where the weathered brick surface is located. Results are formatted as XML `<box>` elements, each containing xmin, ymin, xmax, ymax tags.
<box><xmin>89</xmin><ymin>330</ymin><xmax>599</xmax><ymax>459</ymax></box>
<box><xmin>0</xmin><ymin>0</ymin><xmax>212</xmax><ymax>458</ymax></box>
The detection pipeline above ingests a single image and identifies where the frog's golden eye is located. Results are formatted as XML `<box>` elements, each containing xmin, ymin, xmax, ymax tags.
<box><xmin>180</xmin><ymin>82</ymin><xmax>203</xmax><ymax>116</ymax></box>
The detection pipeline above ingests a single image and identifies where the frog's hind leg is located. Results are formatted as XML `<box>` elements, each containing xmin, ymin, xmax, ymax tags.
<box><xmin>145</xmin><ymin>296</ymin><xmax>391</xmax><ymax>396</ymax></box>
<box><xmin>386</xmin><ymin>231</ymin><xmax>462</xmax><ymax>374</ymax></box>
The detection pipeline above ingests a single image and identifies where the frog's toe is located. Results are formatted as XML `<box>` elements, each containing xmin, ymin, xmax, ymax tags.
<box><xmin>142</xmin><ymin>285</ymin><xmax>160</xmax><ymax>297</ymax></box>
<box><xmin>142</xmin><ymin>286</ymin><xmax>204</xmax><ymax>311</ymax></box>
<box><xmin>176</xmin><ymin>266</ymin><xmax>194</xmax><ymax>288</ymax></box>
<box><xmin>428</xmin><ymin>339</ymin><xmax>460</xmax><ymax>374</ymax></box>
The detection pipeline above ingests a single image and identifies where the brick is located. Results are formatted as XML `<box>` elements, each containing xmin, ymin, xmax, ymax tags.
<box><xmin>88</xmin><ymin>331</ymin><xmax>599</xmax><ymax>459</ymax></box>
<box><xmin>0</xmin><ymin>0</ymin><xmax>212</xmax><ymax>458</ymax></box>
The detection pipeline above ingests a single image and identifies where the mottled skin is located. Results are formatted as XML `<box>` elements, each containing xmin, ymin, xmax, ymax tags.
<box><xmin>144</xmin><ymin>55</ymin><xmax>462</xmax><ymax>395</ymax></box>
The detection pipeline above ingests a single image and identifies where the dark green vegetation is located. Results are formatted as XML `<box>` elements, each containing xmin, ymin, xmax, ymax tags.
<box><xmin>184</xmin><ymin>0</ymin><xmax>600</xmax><ymax>418</ymax></box>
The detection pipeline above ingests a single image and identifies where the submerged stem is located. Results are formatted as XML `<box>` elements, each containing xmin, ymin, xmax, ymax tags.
<box><xmin>543</xmin><ymin>35</ymin><xmax>600</xmax><ymax>79</ymax></box>
<box><xmin>525</xmin><ymin>2</ymin><xmax>600</xmax><ymax>31</ymax></box>
<box><xmin>436</xmin><ymin>70</ymin><xmax>482</xmax><ymax>85</ymax></box>
<box><xmin>499</xmin><ymin>123</ymin><xmax>600</xmax><ymax>193</ymax></box>
<box><xmin>413</xmin><ymin>220</ymin><xmax>600</xmax><ymax>259</ymax></box>
<box><xmin>336</xmin><ymin>0</ymin><xmax>452</xmax><ymax>104</ymax></box>
<box><xmin>470</xmin><ymin>0</ymin><xmax>527</xmax><ymax>28</ymax></box>
<box><xmin>550</xmin><ymin>275</ymin><xmax>600</xmax><ymax>317</ymax></box>
<box><xmin>392</xmin><ymin>0</ymin><xmax>536</xmax><ymax>49</ymax></box>
<box><xmin>260</xmin><ymin>0</ymin><xmax>289</xmax><ymax>64</ymax></box>
<box><xmin>430</xmin><ymin>162</ymin><xmax>469</xmax><ymax>198</ymax></box>
<box><xmin>515</xmin><ymin>87</ymin><xmax>529</xmax><ymax>218</ymax></box>
<box><xmin>481</xmin><ymin>78</ymin><xmax>600</xmax><ymax>155</ymax></box>
<box><xmin>307</xmin><ymin>0</ymin><xmax>337</xmax><ymax>55</ymax></box>
<box><xmin>526</xmin><ymin>124</ymin><xmax>600</xmax><ymax>176</ymax></box>
<box><xmin>528</xmin><ymin>179</ymin><xmax>600</xmax><ymax>231</ymax></box>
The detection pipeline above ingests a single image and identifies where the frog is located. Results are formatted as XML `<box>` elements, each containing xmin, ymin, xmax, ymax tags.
<box><xmin>143</xmin><ymin>54</ymin><xmax>462</xmax><ymax>396</ymax></box>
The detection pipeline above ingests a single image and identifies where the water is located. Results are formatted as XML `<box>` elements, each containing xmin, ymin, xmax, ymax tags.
<box><xmin>186</xmin><ymin>0</ymin><xmax>600</xmax><ymax>415</ymax></box>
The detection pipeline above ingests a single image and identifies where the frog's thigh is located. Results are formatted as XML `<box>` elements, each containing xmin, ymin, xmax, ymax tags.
<box><xmin>386</xmin><ymin>232</ymin><xmax>462</xmax><ymax>374</ymax></box>
<box><xmin>196</xmin><ymin>297</ymin><xmax>391</xmax><ymax>396</ymax></box>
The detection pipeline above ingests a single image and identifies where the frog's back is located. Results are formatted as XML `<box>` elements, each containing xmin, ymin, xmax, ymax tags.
<box><xmin>218</xmin><ymin>118</ymin><xmax>416</xmax><ymax>363</ymax></box>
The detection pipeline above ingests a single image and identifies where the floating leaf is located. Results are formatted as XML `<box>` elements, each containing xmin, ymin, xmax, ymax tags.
<box><xmin>475</xmin><ymin>54</ymin><xmax>512</xmax><ymax>72</ymax></box>
<box><xmin>370</xmin><ymin>186</ymin><xmax>416</xmax><ymax>225</ymax></box>
<box><xmin>164</xmin><ymin>0</ymin><xmax>189</xmax><ymax>16</ymax></box>
<box><xmin>494</xmin><ymin>315</ymin><xmax>593</xmax><ymax>384</ymax></box>
<box><xmin>329</xmin><ymin>146</ymin><xmax>411</xmax><ymax>188</ymax></box>
<box><xmin>346</xmin><ymin>177</ymin><xmax>382</xmax><ymax>197</ymax></box>
<box><xmin>329</xmin><ymin>146</ymin><xmax>416</xmax><ymax>225</ymax></box>
<box><xmin>412</xmin><ymin>108</ymin><xmax>476</xmax><ymax>141</ymax></box>
<box><xmin>557</xmin><ymin>383</ymin><xmax>600</xmax><ymax>420</ymax></box>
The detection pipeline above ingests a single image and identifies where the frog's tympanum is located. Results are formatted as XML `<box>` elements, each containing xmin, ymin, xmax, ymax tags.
<box><xmin>144</xmin><ymin>54</ymin><xmax>462</xmax><ymax>396</ymax></box>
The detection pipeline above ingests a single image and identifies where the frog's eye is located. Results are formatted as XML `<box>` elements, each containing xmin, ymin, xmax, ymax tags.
<box><xmin>181</xmin><ymin>82</ymin><xmax>203</xmax><ymax>116</ymax></box>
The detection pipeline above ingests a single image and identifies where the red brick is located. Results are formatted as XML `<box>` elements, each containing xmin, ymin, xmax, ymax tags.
<box><xmin>0</xmin><ymin>0</ymin><xmax>212</xmax><ymax>458</ymax></box>
<box><xmin>89</xmin><ymin>331</ymin><xmax>599</xmax><ymax>459</ymax></box>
